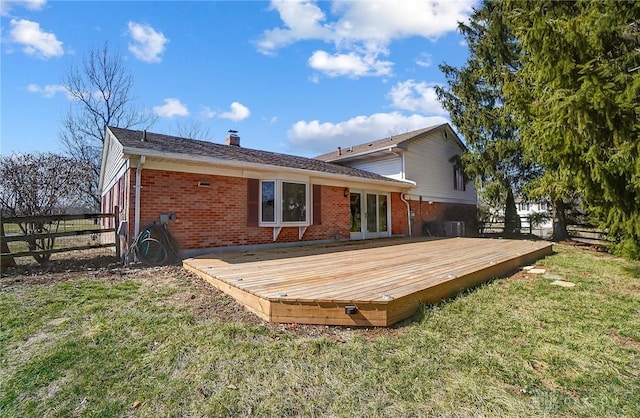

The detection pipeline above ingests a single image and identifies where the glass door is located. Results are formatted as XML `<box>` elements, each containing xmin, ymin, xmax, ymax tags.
<box><xmin>350</xmin><ymin>190</ymin><xmax>390</xmax><ymax>240</ymax></box>
<box><xmin>366</xmin><ymin>193</ymin><xmax>378</xmax><ymax>237</ymax></box>
<box><xmin>350</xmin><ymin>193</ymin><xmax>363</xmax><ymax>240</ymax></box>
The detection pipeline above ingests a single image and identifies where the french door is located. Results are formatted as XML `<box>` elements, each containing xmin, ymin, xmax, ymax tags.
<box><xmin>350</xmin><ymin>190</ymin><xmax>389</xmax><ymax>240</ymax></box>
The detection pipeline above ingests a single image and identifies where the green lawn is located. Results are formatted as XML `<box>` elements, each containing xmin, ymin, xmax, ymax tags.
<box><xmin>1</xmin><ymin>244</ymin><xmax>638</xmax><ymax>417</ymax></box>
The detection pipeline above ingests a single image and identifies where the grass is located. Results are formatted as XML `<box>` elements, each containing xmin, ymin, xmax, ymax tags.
<box><xmin>1</xmin><ymin>244</ymin><xmax>639</xmax><ymax>417</ymax></box>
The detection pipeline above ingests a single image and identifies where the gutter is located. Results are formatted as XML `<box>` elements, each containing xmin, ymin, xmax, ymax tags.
<box><xmin>400</xmin><ymin>193</ymin><xmax>412</xmax><ymax>237</ymax></box>
<box><xmin>324</xmin><ymin>145</ymin><xmax>407</xmax><ymax>163</ymax></box>
<box><xmin>134</xmin><ymin>155</ymin><xmax>146</xmax><ymax>239</ymax></box>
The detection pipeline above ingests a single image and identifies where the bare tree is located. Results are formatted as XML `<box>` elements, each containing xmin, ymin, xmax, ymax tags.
<box><xmin>60</xmin><ymin>42</ymin><xmax>155</xmax><ymax>209</ymax></box>
<box><xmin>0</xmin><ymin>153</ymin><xmax>93</xmax><ymax>264</ymax></box>
<box><xmin>174</xmin><ymin>120</ymin><xmax>212</xmax><ymax>140</ymax></box>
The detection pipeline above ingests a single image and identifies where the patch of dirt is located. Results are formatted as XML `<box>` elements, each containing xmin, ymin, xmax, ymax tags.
<box><xmin>1</xmin><ymin>249</ymin><xmax>122</xmax><ymax>288</ymax></box>
<box><xmin>507</xmin><ymin>268</ymin><xmax>539</xmax><ymax>283</ymax></box>
<box><xmin>608</xmin><ymin>330</ymin><xmax>640</xmax><ymax>351</ymax></box>
<box><xmin>1</xmin><ymin>253</ymin><xmax>409</xmax><ymax>341</ymax></box>
<box><xmin>555</xmin><ymin>240</ymin><xmax>610</xmax><ymax>253</ymax></box>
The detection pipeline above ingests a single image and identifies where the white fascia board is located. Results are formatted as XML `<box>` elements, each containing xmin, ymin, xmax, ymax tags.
<box><xmin>121</xmin><ymin>146</ymin><xmax>414</xmax><ymax>190</ymax></box>
<box><xmin>323</xmin><ymin>145</ymin><xmax>406</xmax><ymax>163</ymax></box>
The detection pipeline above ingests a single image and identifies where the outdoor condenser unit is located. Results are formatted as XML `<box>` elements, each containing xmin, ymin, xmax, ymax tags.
<box><xmin>444</xmin><ymin>221</ymin><xmax>465</xmax><ymax>237</ymax></box>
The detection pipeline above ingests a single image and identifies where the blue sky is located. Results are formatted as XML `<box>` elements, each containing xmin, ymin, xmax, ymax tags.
<box><xmin>1</xmin><ymin>0</ymin><xmax>476</xmax><ymax>158</ymax></box>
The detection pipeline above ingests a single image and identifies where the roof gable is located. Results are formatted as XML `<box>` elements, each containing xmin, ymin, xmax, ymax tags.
<box><xmin>106</xmin><ymin>126</ymin><xmax>409</xmax><ymax>185</ymax></box>
<box><xmin>315</xmin><ymin>123</ymin><xmax>465</xmax><ymax>162</ymax></box>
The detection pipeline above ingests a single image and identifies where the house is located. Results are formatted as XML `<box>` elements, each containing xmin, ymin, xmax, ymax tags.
<box><xmin>515</xmin><ymin>197</ymin><xmax>553</xmax><ymax>235</ymax></box>
<box><xmin>99</xmin><ymin>123</ymin><xmax>477</xmax><ymax>257</ymax></box>
<box><xmin>99</xmin><ymin>127</ymin><xmax>416</xmax><ymax>257</ymax></box>
<box><xmin>315</xmin><ymin>124</ymin><xmax>477</xmax><ymax>238</ymax></box>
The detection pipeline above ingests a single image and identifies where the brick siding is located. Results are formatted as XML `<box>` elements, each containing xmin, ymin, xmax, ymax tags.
<box><xmin>125</xmin><ymin>169</ymin><xmax>351</xmax><ymax>250</ymax></box>
<box><xmin>102</xmin><ymin>167</ymin><xmax>475</xmax><ymax>253</ymax></box>
<box><xmin>406</xmin><ymin>199</ymin><xmax>477</xmax><ymax>237</ymax></box>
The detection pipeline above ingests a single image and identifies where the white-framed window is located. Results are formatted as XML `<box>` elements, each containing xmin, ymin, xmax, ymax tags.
<box><xmin>260</xmin><ymin>180</ymin><xmax>309</xmax><ymax>226</ymax></box>
<box><xmin>261</xmin><ymin>180</ymin><xmax>276</xmax><ymax>224</ymax></box>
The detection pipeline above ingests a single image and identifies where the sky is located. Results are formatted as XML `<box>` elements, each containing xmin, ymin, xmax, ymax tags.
<box><xmin>1</xmin><ymin>0</ymin><xmax>476</xmax><ymax>158</ymax></box>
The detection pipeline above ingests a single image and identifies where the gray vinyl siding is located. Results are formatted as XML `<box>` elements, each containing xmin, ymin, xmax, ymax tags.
<box><xmin>347</xmin><ymin>154</ymin><xmax>403</xmax><ymax>180</ymax></box>
<box><xmin>404</xmin><ymin>131</ymin><xmax>477</xmax><ymax>204</ymax></box>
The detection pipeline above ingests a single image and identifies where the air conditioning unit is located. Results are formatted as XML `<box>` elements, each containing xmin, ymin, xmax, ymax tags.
<box><xmin>444</xmin><ymin>221</ymin><xmax>465</xmax><ymax>237</ymax></box>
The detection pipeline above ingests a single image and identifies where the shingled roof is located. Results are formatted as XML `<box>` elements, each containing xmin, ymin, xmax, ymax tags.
<box><xmin>315</xmin><ymin>124</ymin><xmax>459</xmax><ymax>162</ymax></box>
<box><xmin>108</xmin><ymin>126</ymin><xmax>409</xmax><ymax>185</ymax></box>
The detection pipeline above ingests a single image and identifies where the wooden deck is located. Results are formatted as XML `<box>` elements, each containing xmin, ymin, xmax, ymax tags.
<box><xmin>183</xmin><ymin>237</ymin><xmax>553</xmax><ymax>327</ymax></box>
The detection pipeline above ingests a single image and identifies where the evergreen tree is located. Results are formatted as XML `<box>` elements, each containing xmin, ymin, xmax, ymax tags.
<box><xmin>504</xmin><ymin>0</ymin><xmax>640</xmax><ymax>257</ymax></box>
<box><xmin>436</xmin><ymin>0</ymin><xmax>542</xmax><ymax>237</ymax></box>
<box><xmin>504</xmin><ymin>187</ymin><xmax>521</xmax><ymax>235</ymax></box>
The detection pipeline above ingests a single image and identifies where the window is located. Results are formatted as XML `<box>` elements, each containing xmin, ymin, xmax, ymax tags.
<box><xmin>378</xmin><ymin>194</ymin><xmax>388</xmax><ymax>232</ymax></box>
<box><xmin>453</xmin><ymin>165</ymin><xmax>466</xmax><ymax>191</ymax></box>
<box><xmin>259</xmin><ymin>180</ymin><xmax>309</xmax><ymax>226</ymax></box>
<box><xmin>261</xmin><ymin>181</ymin><xmax>275</xmax><ymax>223</ymax></box>
<box><xmin>282</xmin><ymin>182</ymin><xmax>306</xmax><ymax>222</ymax></box>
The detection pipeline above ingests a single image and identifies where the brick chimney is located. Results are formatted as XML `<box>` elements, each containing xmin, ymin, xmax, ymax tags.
<box><xmin>225</xmin><ymin>130</ymin><xmax>240</xmax><ymax>146</ymax></box>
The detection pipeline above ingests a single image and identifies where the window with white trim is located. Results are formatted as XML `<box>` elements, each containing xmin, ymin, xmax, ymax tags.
<box><xmin>261</xmin><ymin>181</ymin><xmax>275</xmax><ymax>223</ymax></box>
<box><xmin>260</xmin><ymin>180</ymin><xmax>309</xmax><ymax>226</ymax></box>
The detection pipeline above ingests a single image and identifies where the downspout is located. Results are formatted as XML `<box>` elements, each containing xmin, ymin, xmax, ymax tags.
<box><xmin>391</xmin><ymin>148</ymin><xmax>412</xmax><ymax>237</ymax></box>
<box><xmin>400</xmin><ymin>193</ymin><xmax>412</xmax><ymax>237</ymax></box>
<box><xmin>134</xmin><ymin>155</ymin><xmax>146</xmax><ymax>239</ymax></box>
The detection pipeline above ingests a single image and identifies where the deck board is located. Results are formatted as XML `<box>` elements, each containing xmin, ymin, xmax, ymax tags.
<box><xmin>183</xmin><ymin>237</ymin><xmax>552</xmax><ymax>326</ymax></box>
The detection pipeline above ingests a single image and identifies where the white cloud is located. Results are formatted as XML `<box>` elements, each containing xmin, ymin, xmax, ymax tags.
<box><xmin>415</xmin><ymin>52</ymin><xmax>432</xmax><ymax>68</ymax></box>
<box><xmin>259</xmin><ymin>0</ymin><xmax>474</xmax><ymax>53</ymax></box>
<box><xmin>287</xmin><ymin>112</ymin><xmax>449</xmax><ymax>154</ymax></box>
<box><xmin>330</xmin><ymin>0</ymin><xmax>474</xmax><ymax>44</ymax></box>
<box><xmin>1</xmin><ymin>0</ymin><xmax>46</xmax><ymax>16</ymax></box>
<box><xmin>27</xmin><ymin>83</ymin><xmax>70</xmax><ymax>99</ymax></box>
<box><xmin>257</xmin><ymin>0</ymin><xmax>474</xmax><ymax>78</ymax></box>
<box><xmin>308</xmin><ymin>50</ymin><xmax>392</xmax><ymax>78</ymax></box>
<box><xmin>201</xmin><ymin>102</ymin><xmax>251</xmax><ymax>122</ymax></box>
<box><xmin>256</xmin><ymin>0</ymin><xmax>333</xmax><ymax>54</ymax></box>
<box><xmin>389</xmin><ymin>80</ymin><xmax>447</xmax><ymax>115</ymax></box>
<box><xmin>153</xmin><ymin>98</ymin><xmax>189</xmax><ymax>118</ymax></box>
<box><xmin>9</xmin><ymin>19</ymin><xmax>63</xmax><ymax>59</ymax></box>
<box><xmin>127</xmin><ymin>22</ymin><xmax>168</xmax><ymax>63</ymax></box>
<box><xmin>219</xmin><ymin>102</ymin><xmax>251</xmax><ymax>122</ymax></box>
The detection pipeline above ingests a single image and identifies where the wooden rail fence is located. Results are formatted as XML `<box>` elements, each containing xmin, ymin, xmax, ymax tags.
<box><xmin>479</xmin><ymin>216</ymin><xmax>607</xmax><ymax>243</ymax></box>
<box><xmin>478</xmin><ymin>216</ymin><xmax>545</xmax><ymax>236</ymax></box>
<box><xmin>1</xmin><ymin>208</ymin><xmax>120</xmax><ymax>263</ymax></box>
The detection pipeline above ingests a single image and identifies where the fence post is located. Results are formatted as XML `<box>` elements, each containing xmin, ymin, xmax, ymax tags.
<box><xmin>114</xmin><ymin>206</ymin><xmax>121</xmax><ymax>260</ymax></box>
<box><xmin>1</xmin><ymin>221</ymin><xmax>17</xmax><ymax>268</ymax></box>
<box><xmin>529</xmin><ymin>216</ymin><xmax>533</xmax><ymax>235</ymax></box>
